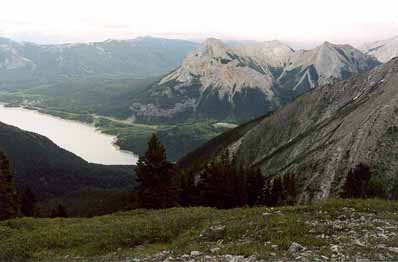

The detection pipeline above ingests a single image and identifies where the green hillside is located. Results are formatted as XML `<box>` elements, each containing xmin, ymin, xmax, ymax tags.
<box><xmin>0</xmin><ymin>121</ymin><xmax>134</xmax><ymax>201</ymax></box>
<box><xmin>1</xmin><ymin>199</ymin><xmax>397</xmax><ymax>261</ymax></box>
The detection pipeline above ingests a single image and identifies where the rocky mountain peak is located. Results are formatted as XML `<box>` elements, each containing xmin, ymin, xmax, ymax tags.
<box><xmin>180</xmin><ymin>57</ymin><xmax>398</xmax><ymax>202</ymax></box>
<box><xmin>362</xmin><ymin>36</ymin><xmax>398</xmax><ymax>63</ymax></box>
<box><xmin>143</xmin><ymin>38</ymin><xmax>379</xmax><ymax>123</ymax></box>
<box><xmin>233</xmin><ymin>40</ymin><xmax>294</xmax><ymax>68</ymax></box>
<box><xmin>193</xmin><ymin>38</ymin><xmax>228</xmax><ymax>59</ymax></box>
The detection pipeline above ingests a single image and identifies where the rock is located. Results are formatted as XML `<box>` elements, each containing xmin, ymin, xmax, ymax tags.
<box><xmin>387</xmin><ymin>247</ymin><xmax>398</xmax><ymax>253</ymax></box>
<box><xmin>190</xmin><ymin>251</ymin><xmax>201</xmax><ymax>257</ymax></box>
<box><xmin>210</xmin><ymin>247</ymin><xmax>220</xmax><ymax>253</ymax></box>
<box><xmin>271</xmin><ymin>244</ymin><xmax>278</xmax><ymax>249</ymax></box>
<box><xmin>200</xmin><ymin>225</ymin><xmax>226</xmax><ymax>240</ymax></box>
<box><xmin>225</xmin><ymin>255</ymin><xmax>245</xmax><ymax>262</ymax></box>
<box><xmin>263</xmin><ymin>212</ymin><xmax>272</xmax><ymax>219</ymax></box>
<box><xmin>270</xmin><ymin>252</ymin><xmax>276</xmax><ymax>256</ymax></box>
<box><xmin>355</xmin><ymin>239</ymin><xmax>366</xmax><ymax>247</ymax></box>
<box><xmin>288</xmin><ymin>242</ymin><xmax>304</xmax><ymax>254</ymax></box>
<box><xmin>378</xmin><ymin>233</ymin><xmax>388</xmax><ymax>239</ymax></box>
<box><xmin>330</xmin><ymin>245</ymin><xmax>339</xmax><ymax>252</ymax></box>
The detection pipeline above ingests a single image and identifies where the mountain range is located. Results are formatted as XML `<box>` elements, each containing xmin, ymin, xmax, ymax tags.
<box><xmin>180</xmin><ymin>56</ymin><xmax>398</xmax><ymax>202</ymax></box>
<box><xmin>131</xmin><ymin>38</ymin><xmax>380</xmax><ymax>123</ymax></box>
<box><xmin>0</xmin><ymin>36</ymin><xmax>198</xmax><ymax>89</ymax></box>
<box><xmin>1</xmin><ymin>36</ymin><xmax>398</xmax><ymax>161</ymax></box>
<box><xmin>361</xmin><ymin>36</ymin><xmax>398</xmax><ymax>63</ymax></box>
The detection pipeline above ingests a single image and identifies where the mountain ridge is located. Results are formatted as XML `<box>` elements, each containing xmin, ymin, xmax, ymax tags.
<box><xmin>179</xmin><ymin>57</ymin><xmax>398</xmax><ymax>202</ymax></box>
<box><xmin>131</xmin><ymin>38</ymin><xmax>380</xmax><ymax>123</ymax></box>
<box><xmin>0</xmin><ymin>36</ymin><xmax>198</xmax><ymax>89</ymax></box>
<box><xmin>361</xmin><ymin>36</ymin><xmax>398</xmax><ymax>63</ymax></box>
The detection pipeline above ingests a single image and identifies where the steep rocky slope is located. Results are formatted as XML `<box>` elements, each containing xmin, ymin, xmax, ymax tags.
<box><xmin>361</xmin><ymin>36</ymin><xmax>398</xmax><ymax>63</ymax></box>
<box><xmin>0</xmin><ymin>121</ymin><xmax>133</xmax><ymax>199</ymax></box>
<box><xmin>180</xmin><ymin>57</ymin><xmax>398</xmax><ymax>202</ymax></box>
<box><xmin>131</xmin><ymin>39</ymin><xmax>379</xmax><ymax>123</ymax></box>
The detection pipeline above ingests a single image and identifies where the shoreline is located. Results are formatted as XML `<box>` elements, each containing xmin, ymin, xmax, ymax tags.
<box><xmin>0</xmin><ymin>103</ymin><xmax>139</xmax><ymax>165</ymax></box>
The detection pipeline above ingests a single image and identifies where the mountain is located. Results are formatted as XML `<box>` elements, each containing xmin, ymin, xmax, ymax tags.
<box><xmin>361</xmin><ymin>36</ymin><xmax>398</xmax><ymax>63</ymax></box>
<box><xmin>0</xmin><ymin>121</ymin><xmax>133</xmax><ymax>200</ymax></box>
<box><xmin>179</xmin><ymin>57</ymin><xmax>398</xmax><ymax>202</ymax></box>
<box><xmin>131</xmin><ymin>39</ymin><xmax>379</xmax><ymax>123</ymax></box>
<box><xmin>0</xmin><ymin>36</ymin><xmax>198</xmax><ymax>89</ymax></box>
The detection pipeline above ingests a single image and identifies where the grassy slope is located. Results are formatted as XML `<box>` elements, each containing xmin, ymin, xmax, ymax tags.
<box><xmin>1</xmin><ymin>199</ymin><xmax>398</xmax><ymax>261</ymax></box>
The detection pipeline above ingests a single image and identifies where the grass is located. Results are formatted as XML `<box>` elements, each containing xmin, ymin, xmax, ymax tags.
<box><xmin>1</xmin><ymin>199</ymin><xmax>398</xmax><ymax>261</ymax></box>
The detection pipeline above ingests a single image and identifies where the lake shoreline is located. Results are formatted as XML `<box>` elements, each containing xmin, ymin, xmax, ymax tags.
<box><xmin>0</xmin><ymin>103</ymin><xmax>139</xmax><ymax>165</ymax></box>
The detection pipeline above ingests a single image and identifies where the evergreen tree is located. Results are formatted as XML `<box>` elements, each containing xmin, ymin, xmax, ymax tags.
<box><xmin>20</xmin><ymin>187</ymin><xmax>36</xmax><ymax>217</ymax></box>
<box><xmin>342</xmin><ymin>163</ymin><xmax>372</xmax><ymax>198</ymax></box>
<box><xmin>135</xmin><ymin>134</ymin><xmax>177</xmax><ymax>209</ymax></box>
<box><xmin>247</xmin><ymin>168</ymin><xmax>265</xmax><ymax>207</ymax></box>
<box><xmin>199</xmin><ymin>150</ymin><xmax>248</xmax><ymax>208</ymax></box>
<box><xmin>51</xmin><ymin>204</ymin><xmax>68</xmax><ymax>218</ymax></box>
<box><xmin>391</xmin><ymin>179</ymin><xmax>398</xmax><ymax>200</ymax></box>
<box><xmin>269</xmin><ymin>177</ymin><xmax>283</xmax><ymax>206</ymax></box>
<box><xmin>263</xmin><ymin>180</ymin><xmax>272</xmax><ymax>206</ymax></box>
<box><xmin>285</xmin><ymin>174</ymin><xmax>298</xmax><ymax>205</ymax></box>
<box><xmin>176</xmin><ymin>170</ymin><xmax>197</xmax><ymax>206</ymax></box>
<box><xmin>0</xmin><ymin>151</ymin><xmax>19</xmax><ymax>220</ymax></box>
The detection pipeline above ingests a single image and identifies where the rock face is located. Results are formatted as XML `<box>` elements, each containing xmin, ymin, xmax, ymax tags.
<box><xmin>132</xmin><ymin>38</ymin><xmax>379</xmax><ymax>123</ymax></box>
<box><xmin>361</xmin><ymin>36</ymin><xmax>398</xmax><ymax>63</ymax></box>
<box><xmin>179</xmin><ymin>58</ymin><xmax>398</xmax><ymax>202</ymax></box>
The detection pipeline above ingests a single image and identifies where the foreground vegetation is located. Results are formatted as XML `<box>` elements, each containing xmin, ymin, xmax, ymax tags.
<box><xmin>1</xmin><ymin>198</ymin><xmax>397</xmax><ymax>261</ymax></box>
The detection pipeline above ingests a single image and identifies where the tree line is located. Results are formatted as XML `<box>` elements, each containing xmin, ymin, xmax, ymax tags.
<box><xmin>0</xmin><ymin>151</ymin><xmax>67</xmax><ymax>220</ymax></box>
<box><xmin>1</xmin><ymin>134</ymin><xmax>398</xmax><ymax>220</ymax></box>
<box><xmin>133</xmin><ymin>134</ymin><xmax>398</xmax><ymax>209</ymax></box>
<box><xmin>133</xmin><ymin>134</ymin><xmax>298</xmax><ymax>209</ymax></box>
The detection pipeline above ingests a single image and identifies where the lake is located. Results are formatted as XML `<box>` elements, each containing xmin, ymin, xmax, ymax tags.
<box><xmin>0</xmin><ymin>104</ymin><xmax>138</xmax><ymax>165</ymax></box>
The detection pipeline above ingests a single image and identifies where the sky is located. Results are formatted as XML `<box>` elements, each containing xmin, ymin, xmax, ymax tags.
<box><xmin>1</xmin><ymin>0</ymin><xmax>398</xmax><ymax>47</ymax></box>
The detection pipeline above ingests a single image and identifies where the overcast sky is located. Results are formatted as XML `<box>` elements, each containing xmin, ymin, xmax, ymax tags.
<box><xmin>1</xmin><ymin>0</ymin><xmax>398</xmax><ymax>47</ymax></box>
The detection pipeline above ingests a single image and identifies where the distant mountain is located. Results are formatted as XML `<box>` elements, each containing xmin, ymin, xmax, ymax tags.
<box><xmin>180</xmin><ymin>57</ymin><xmax>398</xmax><ymax>202</ymax></box>
<box><xmin>0</xmin><ymin>121</ymin><xmax>133</xmax><ymax>200</ymax></box>
<box><xmin>0</xmin><ymin>36</ymin><xmax>198</xmax><ymax>89</ymax></box>
<box><xmin>361</xmin><ymin>36</ymin><xmax>398</xmax><ymax>63</ymax></box>
<box><xmin>131</xmin><ymin>38</ymin><xmax>379</xmax><ymax>123</ymax></box>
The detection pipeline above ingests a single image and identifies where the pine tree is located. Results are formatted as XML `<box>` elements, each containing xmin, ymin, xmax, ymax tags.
<box><xmin>0</xmin><ymin>151</ymin><xmax>19</xmax><ymax>220</ymax></box>
<box><xmin>269</xmin><ymin>177</ymin><xmax>283</xmax><ymax>206</ymax></box>
<box><xmin>342</xmin><ymin>163</ymin><xmax>372</xmax><ymax>198</ymax></box>
<box><xmin>21</xmin><ymin>187</ymin><xmax>36</xmax><ymax>217</ymax></box>
<box><xmin>176</xmin><ymin>170</ymin><xmax>197</xmax><ymax>206</ymax></box>
<box><xmin>247</xmin><ymin>168</ymin><xmax>265</xmax><ymax>207</ymax></box>
<box><xmin>199</xmin><ymin>150</ymin><xmax>248</xmax><ymax>208</ymax></box>
<box><xmin>51</xmin><ymin>204</ymin><xmax>68</xmax><ymax>218</ymax></box>
<box><xmin>286</xmin><ymin>174</ymin><xmax>298</xmax><ymax>205</ymax></box>
<box><xmin>135</xmin><ymin>134</ymin><xmax>177</xmax><ymax>209</ymax></box>
<box><xmin>263</xmin><ymin>180</ymin><xmax>272</xmax><ymax>206</ymax></box>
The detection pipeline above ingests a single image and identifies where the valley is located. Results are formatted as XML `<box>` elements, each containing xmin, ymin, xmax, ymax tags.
<box><xmin>1</xmin><ymin>31</ymin><xmax>398</xmax><ymax>262</ymax></box>
<box><xmin>0</xmin><ymin>104</ymin><xmax>137</xmax><ymax>165</ymax></box>
<box><xmin>0</xmin><ymin>36</ymin><xmax>387</xmax><ymax>160</ymax></box>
